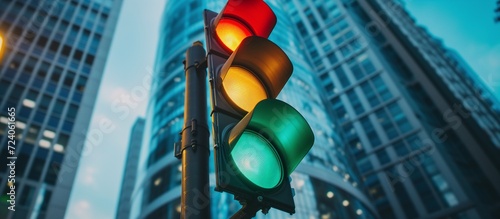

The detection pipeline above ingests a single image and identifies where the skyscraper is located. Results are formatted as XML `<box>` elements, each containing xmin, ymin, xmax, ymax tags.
<box><xmin>285</xmin><ymin>0</ymin><xmax>500</xmax><ymax>218</ymax></box>
<box><xmin>116</xmin><ymin>117</ymin><xmax>145</xmax><ymax>219</ymax></box>
<box><xmin>0</xmin><ymin>0</ymin><xmax>122</xmax><ymax>218</ymax></box>
<box><xmin>129</xmin><ymin>0</ymin><xmax>377</xmax><ymax>219</ymax></box>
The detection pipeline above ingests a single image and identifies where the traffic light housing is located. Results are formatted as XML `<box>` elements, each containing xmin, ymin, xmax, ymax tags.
<box><xmin>204</xmin><ymin>0</ymin><xmax>314</xmax><ymax>215</ymax></box>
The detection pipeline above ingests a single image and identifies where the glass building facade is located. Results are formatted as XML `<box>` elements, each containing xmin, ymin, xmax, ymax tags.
<box><xmin>129</xmin><ymin>0</ymin><xmax>377</xmax><ymax>218</ymax></box>
<box><xmin>116</xmin><ymin>118</ymin><xmax>145</xmax><ymax>219</ymax></box>
<box><xmin>0</xmin><ymin>0</ymin><xmax>122</xmax><ymax>218</ymax></box>
<box><xmin>284</xmin><ymin>0</ymin><xmax>500</xmax><ymax>218</ymax></box>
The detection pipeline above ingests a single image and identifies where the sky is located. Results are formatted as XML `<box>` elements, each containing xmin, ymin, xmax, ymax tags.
<box><xmin>404</xmin><ymin>0</ymin><xmax>500</xmax><ymax>97</ymax></box>
<box><xmin>65</xmin><ymin>0</ymin><xmax>500</xmax><ymax>218</ymax></box>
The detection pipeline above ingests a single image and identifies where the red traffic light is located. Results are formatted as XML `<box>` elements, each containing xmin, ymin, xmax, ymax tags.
<box><xmin>214</xmin><ymin>0</ymin><xmax>277</xmax><ymax>52</ymax></box>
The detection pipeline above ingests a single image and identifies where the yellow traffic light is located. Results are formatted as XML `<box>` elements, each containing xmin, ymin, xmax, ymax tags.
<box><xmin>221</xmin><ymin>66</ymin><xmax>268</xmax><ymax>113</ymax></box>
<box><xmin>219</xmin><ymin>36</ymin><xmax>293</xmax><ymax>114</ymax></box>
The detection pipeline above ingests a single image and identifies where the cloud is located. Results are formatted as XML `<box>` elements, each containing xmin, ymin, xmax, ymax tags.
<box><xmin>67</xmin><ymin>199</ymin><xmax>112</xmax><ymax>219</ymax></box>
<box><xmin>67</xmin><ymin>200</ymin><xmax>93</xmax><ymax>219</ymax></box>
<box><xmin>81</xmin><ymin>166</ymin><xmax>97</xmax><ymax>186</ymax></box>
<box><xmin>89</xmin><ymin>113</ymin><xmax>114</xmax><ymax>127</ymax></box>
<box><xmin>100</xmin><ymin>86</ymin><xmax>131</xmax><ymax>104</ymax></box>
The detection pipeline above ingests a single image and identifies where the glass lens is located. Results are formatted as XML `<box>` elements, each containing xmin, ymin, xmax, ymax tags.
<box><xmin>230</xmin><ymin>130</ymin><xmax>282</xmax><ymax>189</ymax></box>
<box><xmin>215</xmin><ymin>18</ymin><xmax>253</xmax><ymax>51</ymax></box>
<box><xmin>222</xmin><ymin>66</ymin><xmax>267</xmax><ymax>113</ymax></box>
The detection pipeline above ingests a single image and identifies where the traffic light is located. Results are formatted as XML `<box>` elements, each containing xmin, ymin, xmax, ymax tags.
<box><xmin>204</xmin><ymin>0</ymin><xmax>314</xmax><ymax>216</ymax></box>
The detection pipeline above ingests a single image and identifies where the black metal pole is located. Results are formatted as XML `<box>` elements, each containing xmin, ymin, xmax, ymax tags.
<box><xmin>181</xmin><ymin>41</ymin><xmax>210</xmax><ymax>219</ymax></box>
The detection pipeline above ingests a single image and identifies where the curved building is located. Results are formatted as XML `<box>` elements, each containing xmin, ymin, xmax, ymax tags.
<box><xmin>129</xmin><ymin>0</ymin><xmax>377</xmax><ymax>219</ymax></box>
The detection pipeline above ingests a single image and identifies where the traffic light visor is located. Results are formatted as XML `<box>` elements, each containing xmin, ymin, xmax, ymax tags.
<box><xmin>214</xmin><ymin>0</ymin><xmax>277</xmax><ymax>52</ymax></box>
<box><xmin>219</xmin><ymin>36</ymin><xmax>292</xmax><ymax>114</ymax></box>
<box><xmin>228</xmin><ymin>99</ymin><xmax>314</xmax><ymax>181</ymax></box>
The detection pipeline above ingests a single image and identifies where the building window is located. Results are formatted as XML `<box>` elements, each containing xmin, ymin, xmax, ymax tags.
<box><xmin>310</xmin><ymin>49</ymin><xmax>319</xmax><ymax>59</ymax></box>
<box><xmin>327</xmin><ymin>52</ymin><xmax>338</xmax><ymax>64</ymax></box>
<box><xmin>387</xmin><ymin>102</ymin><xmax>412</xmax><ymax>134</ymax></box>
<box><xmin>339</xmin><ymin>39</ymin><xmax>362</xmax><ymax>58</ymax></box>
<box><xmin>375</xmin><ymin>108</ymin><xmax>398</xmax><ymax>140</ymax></box>
<box><xmin>51</xmin><ymin>66</ymin><xmax>63</xmax><ymax>83</ymax></box>
<box><xmin>406</xmin><ymin>134</ymin><xmax>426</xmax><ymax>151</ymax></box>
<box><xmin>23</xmin><ymin>57</ymin><xmax>37</xmax><ymax>73</ymax></box>
<box><xmin>332</xmin><ymin>97</ymin><xmax>348</xmax><ymax>123</ymax></box>
<box><xmin>317</xmin><ymin>31</ymin><xmax>326</xmax><ymax>42</ymax></box>
<box><xmin>34</xmin><ymin>111</ymin><xmax>46</xmax><ymax>124</ymax></box>
<box><xmin>443</xmin><ymin>191</ymin><xmax>459</xmax><ymax>207</ymax></box>
<box><xmin>19</xmin><ymin>185</ymin><xmax>35</xmax><ymax>207</ymax></box>
<box><xmin>304</xmin><ymin>8</ymin><xmax>319</xmax><ymax>29</ymax></box>
<box><xmin>40</xmin><ymin>190</ymin><xmax>52</xmax><ymax>211</ymax></box>
<box><xmin>389</xmin><ymin>169</ymin><xmax>419</xmax><ymax>218</ymax></box>
<box><xmin>48</xmin><ymin>116</ymin><xmax>60</xmax><ymax>128</ymax></box>
<box><xmin>334</xmin><ymin>30</ymin><xmax>354</xmax><ymax>45</ymax></box>
<box><xmin>148</xmin><ymin>166</ymin><xmax>170</xmax><ymax>203</ymax></box>
<box><xmin>66</xmin><ymin>104</ymin><xmax>79</xmax><ymax>121</ymax></box>
<box><xmin>334</xmin><ymin>66</ymin><xmax>350</xmax><ymax>88</ymax></box>
<box><xmin>328</xmin><ymin>18</ymin><xmax>348</xmax><ymax>37</ymax></box>
<box><xmin>28</xmin><ymin>151</ymin><xmax>48</xmax><ymax>181</ymax></box>
<box><xmin>360</xmin><ymin>116</ymin><xmax>381</xmax><ymax>147</ymax></box>
<box><xmin>53</xmin><ymin>99</ymin><xmax>65</xmax><ymax>116</ymax></box>
<box><xmin>360</xmin><ymin>81</ymin><xmax>379</xmax><ymax>107</ymax></box>
<box><xmin>315</xmin><ymin>3</ymin><xmax>330</xmax><ymax>20</ymax></box>
<box><xmin>325</xmin><ymin>82</ymin><xmax>334</xmax><ymax>95</ymax></box>
<box><xmin>346</xmin><ymin>89</ymin><xmax>364</xmax><ymax>115</ymax></box>
<box><xmin>357</xmin><ymin>157</ymin><xmax>373</xmax><ymax>173</ymax></box>
<box><xmin>410</xmin><ymin>168</ymin><xmax>441</xmax><ymax>213</ymax></box>
<box><xmin>319</xmin><ymin>72</ymin><xmax>329</xmax><ymax>81</ymax></box>
<box><xmin>348</xmin><ymin>54</ymin><xmax>376</xmax><ymax>80</ymax></box>
<box><xmin>45</xmin><ymin>153</ymin><xmax>63</xmax><ymax>185</ymax></box>
<box><xmin>393</xmin><ymin>140</ymin><xmax>409</xmax><ymax>156</ymax></box>
<box><xmin>376</xmin><ymin>149</ymin><xmax>390</xmax><ymax>164</ymax></box>
<box><xmin>76</xmin><ymin>75</ymin><xmax>87</xmax><ymax>92</ymax></box>
<box><xmin>23</xmin><ymin>124</ymin><xmax>38</xmax><ymax>144</ymax></box>
<box><xmin>372</xmin><ymin>75</ymin><xmax>392</xmax><ymax>101</ymax></box>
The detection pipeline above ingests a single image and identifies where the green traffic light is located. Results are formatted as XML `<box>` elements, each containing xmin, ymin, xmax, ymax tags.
<box><xmin>230</xmin><ymin>130</ymin><xmax>283</xmax><ymax>189</ymax></box>
<box><xmin>228</xmin><ymin>99</ymin><xmax>314</xmax><ymax>189</ymax></box>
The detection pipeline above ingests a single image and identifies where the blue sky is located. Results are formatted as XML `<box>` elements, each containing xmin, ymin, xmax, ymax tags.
<box><xmin>404</xmin><ymin>0</ymin><xmax>500</xmax><ymax>97</ymax></box>
<box><xmin>65</xmin><ymin>0</ymin><xmax>500</xmax><ymax>218</ymax></box>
